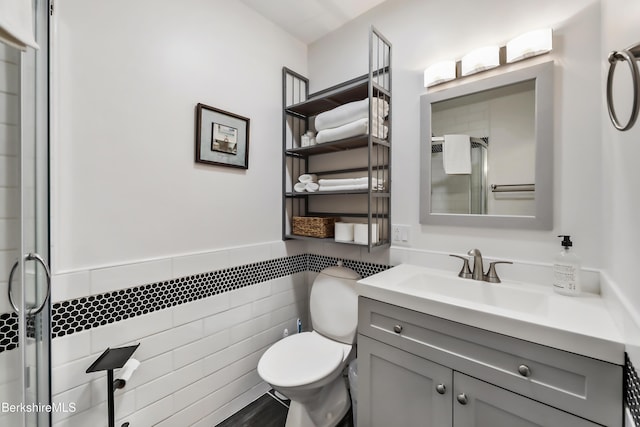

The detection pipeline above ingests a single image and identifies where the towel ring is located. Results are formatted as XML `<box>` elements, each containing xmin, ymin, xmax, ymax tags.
<box><xmin>606</xmin><ymin>42</ymin><xmax>640</xmax><ymax>131</ymax></box>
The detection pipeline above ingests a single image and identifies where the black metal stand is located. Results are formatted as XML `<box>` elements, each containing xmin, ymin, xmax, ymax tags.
<box><xmin>86</xmin><ymin>344</ymin><xmax>140</xmax><ymax>427</ymax></box>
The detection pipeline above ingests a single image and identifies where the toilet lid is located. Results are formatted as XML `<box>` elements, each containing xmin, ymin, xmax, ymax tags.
<box><xmin>258</xmin><ymin>332</ymin><xmax>347</xmax><ymax>388</ymax></box>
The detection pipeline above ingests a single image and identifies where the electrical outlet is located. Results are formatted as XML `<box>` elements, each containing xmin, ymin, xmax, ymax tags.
<box><xmin>391</xmin><ymin>224</ymin><xmax>411</xmax><ymax>245</ymax></box>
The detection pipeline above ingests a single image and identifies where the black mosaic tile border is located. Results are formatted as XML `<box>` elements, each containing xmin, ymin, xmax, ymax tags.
<box><xmin>0</xmin><ymin>312</ymin><xmax>18</xmax><ymax>352</ymax></box>
<box><xmin>0</xmin><ymin>254</ymin><xmax>390</xmax><ymax>354</ymax></box>
<box><xmin>626</xmin><ymin>354</ymin><xmax>640</xmax><ymax>426</ymax></box>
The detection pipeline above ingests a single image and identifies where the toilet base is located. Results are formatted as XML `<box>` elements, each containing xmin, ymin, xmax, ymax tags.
<box><xmin>284</xmin><ymin>377</ymin><xmax>351</xmax><ymax>427</ymax></box>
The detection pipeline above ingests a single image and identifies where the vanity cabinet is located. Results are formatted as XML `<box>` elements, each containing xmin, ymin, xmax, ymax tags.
<box><xmin>281</xmin><ymin>27</ymin><xmax>391</xmax><ymax>251</ymax></box>
<box><xmin>357</xmin><ymin>297</ymin><xmax>623</xmax><ymax>426</ymax></box>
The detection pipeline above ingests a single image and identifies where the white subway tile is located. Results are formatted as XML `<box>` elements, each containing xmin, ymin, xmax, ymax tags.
<box><xmin>52</xmin><ymin>353</ymin><xmax>103</xmax><ymax>395</ymax></box>
<box><xmin>251</xmin><ymin>289</ymin><xmax>300</xmax><ymax>318</ymax></box>
<box><xmin>202</xmin><ymin>304</ymin><xmax>252</xmax><ymax>336</ymax></box>
<box><xmin>134</xmin><ymin>320</ymin><xmax>203</xmax><ymax>361</ymax></box>
<box><xmin>203</xmin><ymin>327</ymin><xmax>276</xmax><ymax>377</ymax></box>
<box><xmin>0</xmin><ymin>346</ymin><xmax>20</xmax><ymax>384</ymax></box>
<box><xmin>135</xmin><ymin>360</ymin><xmax>203</xmax><ymax>409</ymax></box>
<box><xmin>90</xmin><ymin>259</ymin><xmax>172</xmax><ymax>295</ymax></box>
<box><xmin>112</xmin><ymin>352</ymin><xmax>173</xmax><ymax>392</ymax></box>
<box><xmin>0</xmin><ymin>377</ymin><xmax>19</xmax><ymax>405</ymax></box>
<box><xmin>51</xmin><ymin>383</ymin><xmax>93</xmax><ymax>424</ymax></box>
<box><xmin>228</xmin><ymin>282</ymin><xmax>271</xmax><ymax>308</ymax></box>
<box><xmin>172</xmin><ymin>293</ymin><xmax>230</xmax><ymax>326</ymax></box>
<box><xmin>52</xmin><ymin>329</ymin><xmax>91</xmax><ymax>367</ymax></box>
<box><xmin>270</xmin><ymin>276</ymin><xmax>298</xmax><ymax>294</ymax></box>
<box><xmin>172</xmin><ymin>250</ymin><xmax>230</xmax><ymax>278</ymax></box>
<box><xmin>228</xmin><ymin>243</ymin><xmax>271</xmax><ymax>267</ymax></box>
<box><xmin>87</xmin><ymin>381</ymin><xmax>136</xmax><ymax>418</ymax></box>
<box><xmin>173</xmin><ymin>330</ymin><xmax>229</xmax><ymax>369</ymax></box>
<box><xmin>117</xmin><ymin>395</ymin><xmax>174</xmax><ymax>427</ymax></box>
<box><xmin>174</xmin><ymin>350</ymin><xmax>262</xmax><ymax>411</ymax></box>
<box><xmin>90</xmin><ymin>309</ymin><xmax>173</xmax><ymax>354</ymax></box>
<box><xmin>51</xmin><ymin>271</ymin><xmax>91</xmax><ymax>303</ymax></box>
<box><xmin>230</xmin><ymin>313</ymin><xmax>270</xmax><ymax>344</ymax></box>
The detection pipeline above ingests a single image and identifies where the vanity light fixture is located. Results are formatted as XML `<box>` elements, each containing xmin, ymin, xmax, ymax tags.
<box><xmin>461</xmin><ymin>46</ymin><xmax>500</xmax><ymax>76</ymax></box>
<box><xmin>506</xmin><ymin>28</ymin><xmax>553</xmax><ymax>63</ymax></box>
<box><xmin>423</xmin><ymin>28</ymin><xmax>553</xmax><ymax>88</ymax></box>
<box><xmin>424</xmin><ymin>60</ymin><xmax>456</xmax><ymax>87</ymax></box>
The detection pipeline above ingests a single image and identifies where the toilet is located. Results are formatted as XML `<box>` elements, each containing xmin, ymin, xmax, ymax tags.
<box><xmin>257</xmin><ymin>263</ymin><xmax>360</xmax><ymax>427</ymax></box>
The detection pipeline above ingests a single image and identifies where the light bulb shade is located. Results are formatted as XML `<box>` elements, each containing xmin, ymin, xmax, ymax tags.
<box><xmin>506</xmin><ymin>28</ymin><xmax>552</xmax><ymax>63</ymax></box>
<box><xmin>424</xmin><ymin>60</ymin><xmax>457</xmax><ymax>87</ymax></box>
<box><xmin>461</xmin><ymin>46</ymin><xmax>500</xmax><ymax>76</ymax></box>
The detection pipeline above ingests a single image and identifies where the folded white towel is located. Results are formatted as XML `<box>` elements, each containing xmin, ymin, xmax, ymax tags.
<box><xmin>298</xmin><ymin>174</ymin><xmax>317</xmax><ymax>183</ymax></box>
<box><xmin>316</xmin><ymin>118</ymin><xmax>388</xmax><ymax>144</ymax></box>
<box><xmin>0</xmin><ymin>0</ymin><xmax>39</xmax><ymax>51</ymax></box>
<box><xmin>315</xmin><ymin>98</ymin><xmax>389</xmax><ymax>131</ymax></box>
<box><xmin>318</xmin><ymin>177</ymin><xmax>370</xmax><ymax>187</ymax></box>
<box><xmin>443</xmin><ymin>134</ymin><xmax>471</xmax><ymax>174</ymax></box>
<box><xmin>319</xmin><ymin>184</ymin><xmax>369</xmax><ymax>192</ymax></box>
<box><xmin>294</xmin><ymin>182</ymin><xmax>307</xmax><ymax>192</ymax></box>
<box><xmin>318</xmin><ymin>182</ymin><xmax>385</xmax><ymax>192</ymax></box>
<box><xmin>305</xmin><ymin>182</ymin><xmax>319</xmax><ymax>192</ymax></box>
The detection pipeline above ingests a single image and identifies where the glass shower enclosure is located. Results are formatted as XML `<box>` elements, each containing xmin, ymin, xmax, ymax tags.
<box><xmin>0</xmin><ymin>0</ymin><xmax>51</xmax><ymax>426</ymax></box>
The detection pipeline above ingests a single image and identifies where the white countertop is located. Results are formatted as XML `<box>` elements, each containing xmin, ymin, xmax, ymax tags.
<box><xmin>356</xmin><ymin>263</ymin><xmax>625</xmax><ymax>365</ymax></box>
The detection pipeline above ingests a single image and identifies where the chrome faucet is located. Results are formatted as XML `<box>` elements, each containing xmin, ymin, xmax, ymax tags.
<box><xmin>450</xmin><ymin>249</ymin><xmax>513</xmax><ymax>283</ymax></box>
<box><xmin>467</xmin><ymin>248</ymin><xmax>484</xmax><ymax>281</ymax></box>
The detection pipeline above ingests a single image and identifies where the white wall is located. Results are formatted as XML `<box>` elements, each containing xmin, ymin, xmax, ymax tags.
<box><xmin>308</xmin><ymin>0</ymin><xmax>603</xmax><ymax>268</ymax></box>
<box><xmin>600</xmin><ymin>0</ymin><xmax>640</xmax><ymax>366</ymax></box>
<box><xmin>49</xmin><ymin>1</ymin><xmax>311</xmax><ymax>425</ymax></box>
<box><xmin>51</xmin><ymin>0</ymin><xmax>307</xmax><ymax>273</ymax></box>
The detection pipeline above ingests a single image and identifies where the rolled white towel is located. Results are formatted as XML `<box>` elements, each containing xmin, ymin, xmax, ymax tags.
<box><xmin>298</xmin><ymin>174</ymin><xmax>317</xmax><ymax>183</ymax></box>
<box><xmin>294</xmin><ymin>182</ymin><xmax>307</xmax><ymax>192</ymax></box>
<box><xmin>305</xmin><ymin>182</ymin><xmax>319</xmax><ymax>192</ymax></box>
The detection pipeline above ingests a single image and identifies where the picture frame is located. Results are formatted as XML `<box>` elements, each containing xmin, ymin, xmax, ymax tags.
<box><xmin>195</xmin><ymin>103</ymin><xmax>250</xmax><ymax>169</ymax></box>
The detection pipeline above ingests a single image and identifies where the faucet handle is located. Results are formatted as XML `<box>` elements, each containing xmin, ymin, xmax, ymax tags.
<box><xmin>450</xmin><ymin>255</ymin><xmax>472</xmax><ymax>279</ymax></box>
<box><xmin>483</xmin><ymin>261</ymin><xmax>513</xmax><ymax>283</ymax></box>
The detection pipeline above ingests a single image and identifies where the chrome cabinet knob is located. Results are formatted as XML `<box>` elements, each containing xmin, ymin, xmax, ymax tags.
<box><xmin>518</xmin><ymin>364</ymin><xmax>532</xmax><ymax>377</ymax></box>
<box><xmin>456</xmin><ymin>393</ymin><xmax>468</xmax><ymax>405</ymax></box>
<box><xmin>436</xmin><ymin>384</ymin><xmax>446</xmax><ymax>394</ymax></box>
<box><xmin>393</xmin><ymin>324</ymin><xmax>403</xmax><ymax>334</ymax></box>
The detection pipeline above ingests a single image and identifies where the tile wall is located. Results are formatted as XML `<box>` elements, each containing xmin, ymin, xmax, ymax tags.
<box><xmin>41</xmin><ymin>241</ymin><xmax>389</xmax><ymax>427</ymax></box>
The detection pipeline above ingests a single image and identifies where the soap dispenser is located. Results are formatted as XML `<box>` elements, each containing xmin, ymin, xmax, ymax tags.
<box><xmin>553</xmin><ymin>235</ymin><xmax>581</xmax><ymax>296</ymax></box>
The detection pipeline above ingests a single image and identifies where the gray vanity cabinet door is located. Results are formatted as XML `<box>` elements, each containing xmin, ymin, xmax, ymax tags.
<box><xmin>452</xmin><ymin>372</ymin><xmax>600</xmax><ymax>427</ymax></box>
<box><xmin>358</xmin><ymin>335</ymin><xmax>453</xmax><ymax>427</ymax></box>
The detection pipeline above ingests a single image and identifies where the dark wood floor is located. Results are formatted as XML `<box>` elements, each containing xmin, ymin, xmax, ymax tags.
<box><xmin>216</xmin><ymin>391</ymin><xmax>354</xmax><ymax>427</ymax></box>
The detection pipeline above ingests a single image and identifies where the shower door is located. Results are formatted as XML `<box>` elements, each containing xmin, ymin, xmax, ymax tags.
<box><xmin>0</xmin><ymin>0</ymin><xmax>51</xmax><ymax>426</ymax></box>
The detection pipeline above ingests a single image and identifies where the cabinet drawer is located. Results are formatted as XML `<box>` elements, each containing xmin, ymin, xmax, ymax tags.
<box><xmin>358</xmin><ymin>297</ymin><xmax>622</xmax><ymax>426</ymax></box>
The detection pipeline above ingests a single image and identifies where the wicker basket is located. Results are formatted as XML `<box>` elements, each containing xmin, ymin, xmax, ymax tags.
<box><xmin>292</xmin><ymin>216</ymin><xmax>336</xmax><ymax>238</ymax></box>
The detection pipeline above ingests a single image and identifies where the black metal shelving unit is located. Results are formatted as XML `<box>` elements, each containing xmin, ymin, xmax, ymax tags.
<box><xmin>282</xmin><ymin>27</ymin><xmax>392</xmax><ymax>251</ymax></box>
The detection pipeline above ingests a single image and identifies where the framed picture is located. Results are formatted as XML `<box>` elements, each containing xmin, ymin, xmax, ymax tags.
<box><xmin>195</xmin><ymin>103</ymin><xmax>250</xmax><ymax>169</ymax></box>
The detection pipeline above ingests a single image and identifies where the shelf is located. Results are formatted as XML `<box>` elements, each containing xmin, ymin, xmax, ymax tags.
<box><xmin>282</xmin><ymin>28</ymin><xmax>391</xmax><ymax>252</ymax></box>
<box><xmin>285</xmin><ymin>78</ymin><xmax>390</xmax><ymax>117</ymax></box>
<box><xmin>286</xmin><ymin>191</ymin><xmax>390</xmax><ymax>197</ymax></box>
<box><xmin>285</xmin><ymin>135</ymin><xmax>389</xmax><ymax>156</ymax></box>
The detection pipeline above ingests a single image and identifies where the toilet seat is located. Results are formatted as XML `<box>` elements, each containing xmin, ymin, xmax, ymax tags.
<box><xmin>258</xmin><ymin>332</ymin><xmax>350</xmax><ymax>388</ymax></box>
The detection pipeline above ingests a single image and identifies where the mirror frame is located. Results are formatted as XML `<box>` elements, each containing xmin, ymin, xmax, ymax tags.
<box><xmin>420</xmin><ymin>60</ymin><xmax>554</xmax><ymax>230</ymax></box>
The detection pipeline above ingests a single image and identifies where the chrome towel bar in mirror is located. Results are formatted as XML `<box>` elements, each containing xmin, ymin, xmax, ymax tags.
<box><xmin>607</xmin><ymin>42</ymin><xmax>640</xmax><ymax>131</ymax></box>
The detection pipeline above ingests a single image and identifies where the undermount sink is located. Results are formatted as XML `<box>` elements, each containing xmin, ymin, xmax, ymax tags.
<box><xmin>396</xmin><ymin>270</ymin><xmax>548</xmax><ymax>315</ymax></box>
<box><xmin>356</xmin><ymin>263</ymin><xmax>625</xmax><ymax>365</ymax></box>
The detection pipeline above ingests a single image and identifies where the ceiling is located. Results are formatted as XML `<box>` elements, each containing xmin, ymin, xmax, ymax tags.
<box><xmin>239</xmin><ymin>0</ymin><xmax>387</xmax><ymax>44</ymax></box>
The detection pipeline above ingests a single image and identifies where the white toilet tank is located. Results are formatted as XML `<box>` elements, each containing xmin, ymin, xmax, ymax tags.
<box><xmin>310</xmin><ymin>264</ymin><xmax>360</xmax><ymax>345</ymax></box>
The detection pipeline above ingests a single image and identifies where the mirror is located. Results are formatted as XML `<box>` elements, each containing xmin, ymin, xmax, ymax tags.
<box><xmin>420</xmin><ymin>61</ymin><xmax>553</xmax><ymax>229</ymax></box>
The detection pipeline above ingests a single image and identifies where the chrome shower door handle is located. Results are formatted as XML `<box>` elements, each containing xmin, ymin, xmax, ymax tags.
<box><xmin>8</xmin><ymin>253</ymin><xmax>52</xmax><ymax>315</ymax></box>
